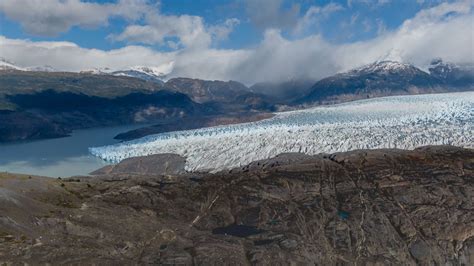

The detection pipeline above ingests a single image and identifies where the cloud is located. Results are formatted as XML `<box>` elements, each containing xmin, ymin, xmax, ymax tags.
<box><xmin>0</xmin><ymin>0</ymin><xmax>240</xmax><ymax>49</ymax></box>
<box><xmin>0</xmin><ymin>0</ymin><xmax>150</xmax><ymax>36</ymax></box>
<box><xmin>109</xmin><ymin>7</ymin><xmax>239</xmax><ymax>49</ymax></box>
<box><xmin>245</xmin><ymin>0</ymin><xmax>301</xmax><ymax>30</ymax></box>
<box><xmin>0</xmin><ymin>35</ymin><xmax>176</xmax><ymax>70</ymax></box>
<box><xmin>1</xmin><ymin>1</ymin><xmax>472</xmax><ymax>85</ymax></box>
<box><xmin>209</xmin><ymin>18</ymin><xmax>241</xmax><ymax>42</ymax></box>
<box><xmin>293</xmin><ymin>3</ymin><xmax>344</xmax><ymax>35</ymax></box>
<box><xmin>109</xmin><ymin>14</ymin><xmax>213</xmax><ymax>49</ymax></box>
<box><xmin>347</xmin><ymin>0</ymin><xmax>391</xmax><ymax>8</ymax></box>
<box><xmin>245</xmin><ymin>1</ymin><xmax>343</xmax><ymax>37</ymax></box>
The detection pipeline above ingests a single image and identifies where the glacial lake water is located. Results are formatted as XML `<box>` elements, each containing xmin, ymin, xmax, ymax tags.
<box><xmin>0</xmin><ymin>124</ymin><xmax>147</xmax><ymax>177</ymax></box>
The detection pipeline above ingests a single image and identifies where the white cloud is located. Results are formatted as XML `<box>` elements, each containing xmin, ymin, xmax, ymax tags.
<box><xmin>209</xmin><ymin>18</ymin><xmax>241</xmax><ymax>42</ymax></box>
<box><xmin>109</xmin><ymin>8</ymin><xmax>239</xmax><ymax>49</ymax></box>
<box><xmin>0</xmin><ymin>0</ymin><xmax>240</xmax><ymax>49</ymax></box>
<box><xmin>110</xmin><ymin>14</ymin><xmax>212</xmax><ymax>49</ymax></box>
<box><xmin>0</xmin><ymin>36</ymin><xmax>176</xmax><ymax>71</ymax></box>
<box><xmin>0</xmin><ymin>0</ymin><xmax>149</xmax><ymax>36</ymax></box>
<box><xmin>348</xmin><ymin>0</ymin><xmax>391</xmax><ymax>8</ymax></box>
<box><xmin>0</xmin><ymin>1</ymin><xmax>472</xmax><ymax>85</ymax></box>
<box><xmin>293</xmin><ymin>3</ymin><xmax>344</xmax><ymax>35</ymax></box>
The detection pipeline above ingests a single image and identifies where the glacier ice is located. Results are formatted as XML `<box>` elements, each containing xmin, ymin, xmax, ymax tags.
<box><xmin>90</xmin><ymin>92</ymin><xmax>474</xmax><ymax>173</ymax></box>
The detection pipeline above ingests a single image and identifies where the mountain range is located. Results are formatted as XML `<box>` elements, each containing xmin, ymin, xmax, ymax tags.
<box><xmin>1</xmin><ymin>58</ymin><xmax>171</xmax><ymax>84</ymax></box>
<box><xmin>0</xmin><ymin>58</ymin><xmax>472</xmax><ymax>142</ymax></box>
<box><xmin>295</xmin><ymin>60</ymin><xmax>473</xmax><ymax>105</ymax></box>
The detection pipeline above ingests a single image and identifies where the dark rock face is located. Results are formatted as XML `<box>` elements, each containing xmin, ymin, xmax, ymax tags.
<box><xmin>164</xmin><ymin>78</ymin><xmax>250</xmax><ymax>104</ymax></box>
<box><xmin>0</xmin><ymin>146</ymin><xmax>473</xmax><ymax>264</ymax></box>
<box><xmin>0</xmin><ymin>110</ymin><xmax>71</xmax><ymax>141</ymax></box>
<box><xmin>164</xmin><ymin>78</ymin><xmax>274</xmax><ymax>112</ymax></box>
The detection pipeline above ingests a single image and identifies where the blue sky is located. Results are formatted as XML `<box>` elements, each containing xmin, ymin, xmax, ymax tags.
<box><xmin>0</xmin><ymin>0</ymin><xmax>471</xmax><ymax>84</ymax></box>
<box><xmin>0</xmin><ymin>0</ymin><xmax>443</xmax><ymax>50</ymax></box>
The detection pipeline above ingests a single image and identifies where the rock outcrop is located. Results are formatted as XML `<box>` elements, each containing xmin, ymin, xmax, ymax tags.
<box><xmin>90</xmin><ymin>153</ymin><xmax>186</xmax><ymax>176</ymax></box>
<box><xmin>0</xmin><ymin>146</ymin><xmax>473</xmax><ymax>264</ymax></box>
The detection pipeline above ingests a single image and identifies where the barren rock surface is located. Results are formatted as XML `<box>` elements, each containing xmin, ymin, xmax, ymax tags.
<box><xmin>90</xmin><ymin>153</ymin><xmax>186</xmax><ymax>176</ymax></box>
<box><xmin>0</xmin><ymin>146</ymin><xmax>473</xmax><ymax>265</ymax></box>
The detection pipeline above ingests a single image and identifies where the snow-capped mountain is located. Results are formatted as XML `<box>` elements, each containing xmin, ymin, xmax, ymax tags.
<box><xmin>0</xmin><ymin>57</ymin><xmax>173</xmax><ymax>83</ymax></box>
<box><xmin>428</xmin><ymin>58</ymin><xmax>474</xmax><ymax>87</ymax></box>
<box><xmin>296</xmin><ymin>60</ymin><xmax>443</xmax><ymax>105</ymax></box>
<box><xmin>1</xmin><ymin>58</ymin><xmax>59</xmax><ymax>72</ymax></box>
<box><xmin>349</xmin><ymin>60</ymin><xmax>421</xmax><ymax>76</ymax></box>
<box><xmin>111</xmin><ymin>62</ymin><xmax>174</xmax><ymax>83</ymax></box>
<box><xmin>80</xmin><ymin>63</ymin><xmax>174</xmax><ymax>83</ymax></box>
<box><xmin>89</xmin><ymin>91</ymin><xmax>474</xmax><ymax>173</ymax></box>
<box><xmin>111</xmin><ymin>67</ymin><xmax>167</xmax><ymax>83</ymax></box>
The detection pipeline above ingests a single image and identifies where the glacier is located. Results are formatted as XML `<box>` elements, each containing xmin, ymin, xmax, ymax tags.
<box><xmin>89</xmin><ymin>92</ymin><xmax>474</xmax><ymax>173</ymax></box>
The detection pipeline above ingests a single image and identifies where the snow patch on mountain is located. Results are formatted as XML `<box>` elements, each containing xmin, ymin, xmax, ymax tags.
<box><xmin>90</xmin><ymin>91</ymin><xmax>474</xmax><ymax>173</ymax></box>
<box><xmin>350</xmin><ymin>61</ymin><xmax>420</xmax><ymax>75</ymax></box>
<box><xmin>1</xmin><ymin>58</ymin><xmax>59</xmax><ymax>72</ymax></box>
<box><xmin>0</xmin><ymin>58</ymin><xmax>25</xmax><ymax>71</ymax></box>
<box><xmin>111</xmin><ymin>62</ymin><xmax>174</xmax><ymax>82</ymax></box>
<box><xmin>78</xmin><ymin>62</ymin><xmax>174</xmax><ymax>82</ymax></box>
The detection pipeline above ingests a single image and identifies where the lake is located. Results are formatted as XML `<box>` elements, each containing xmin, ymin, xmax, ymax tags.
<box><xmin>0</xmin><ymin>124</ymin><xmax>147</xmax><ymax>177</ymax></box>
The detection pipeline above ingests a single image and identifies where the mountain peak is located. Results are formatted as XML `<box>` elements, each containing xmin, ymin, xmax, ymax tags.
<box><xmin>296</xmin><ymin>60</ymin><xmax>442</xmax><ymax>105</ymax></box>
<box><xmin>428</xmin><ymin>58</ymin><xmax>474</xmax><ymax>86</ymax></box>
<box><xmin>351</xmin><ymin>60</ymin><xmax>415</xmax><ymax>74</ymax></box>
<box><xmin>0</xmin><ymin>58</ymin><xmax>59</xmax><ymax>72</ymax></box>
<box><xmin>129</xmin><ymin>61</ymin><xmax>174</xmax><ymax>77</ymax></box>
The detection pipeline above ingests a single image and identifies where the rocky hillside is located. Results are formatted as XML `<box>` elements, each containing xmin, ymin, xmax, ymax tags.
<box><xmin>0</xmin><ymin>89</ymin><xmax>205</xmax><ymax>142</ymax></box>
<box><xmin>0</xmin><ymin>69</ymin><xmax>162</xmax><ymax>102</ymax></box>
<box><xmin>0</xmin><ymin>70</ymin><xmax>208</xmax><ymax>142</ymax></box>
<box><xmin>0</xmin><ymin>71</ymin><xmax>273</xmax><ymax>142</ymax></box>
<box><xmin>0</xmin><ymin>146</ymin><xmax>472</xmax><ymax>264</ymax></box>
<box><xmin>165</xmin><ymin>78</ymin><xmax>249</xmax><ymax>103</ymax></box>
<box><xmin>249</xmin><ymin>79</ymin><xmax>315</xmax><ymax>104</ymax></box>
<box><xmin>296</xmin><ymin>60</ymin><xmax>473</xmax><ymax>105</ymax></box>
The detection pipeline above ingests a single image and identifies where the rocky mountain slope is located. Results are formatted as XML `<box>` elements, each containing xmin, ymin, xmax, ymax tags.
<box><xmin>429</xmin><ymin>58</ymin><xmax>474</xmax><ymax>87</ymax></box>
<box><xmin>165</xmin><ymin>78</ymin><xmax>251</xmax><ymax>101</ymax></box>
<box><xmin>0</xmin><ymin>146</ymin><xmax>472</xmax><ymax>264</ymax></box>
<box><xmin>249</xmin><ymin>79</ymin><xmax>315</xmax><ymax>104</ymax></box>
<box><xmin>296</xmin><ymin>60</ymin><xmax>473</xmax><ymax>105</ymax></box>
<box><xmin>0</xmin><ymin>70</ymin><xmax>272</xmax><ymax>142</ymax></box>
<box><xmin>80</xmin><ymin>65</ymin><xmax>172</xmax><ymax>84</ymax></box>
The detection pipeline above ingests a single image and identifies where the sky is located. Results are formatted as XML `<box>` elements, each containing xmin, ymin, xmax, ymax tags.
<box><xmin>0</xmin><ymin>0</ymin><xmax>473</xmax><ymax>85</ymax></box>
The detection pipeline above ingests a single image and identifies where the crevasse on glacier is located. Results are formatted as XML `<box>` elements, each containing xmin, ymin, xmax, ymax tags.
<box><xmin>89</xmin><ymin>92</ymin><xmax>474</xmax><ymax>173</ymax></box>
